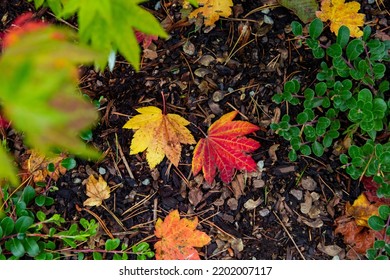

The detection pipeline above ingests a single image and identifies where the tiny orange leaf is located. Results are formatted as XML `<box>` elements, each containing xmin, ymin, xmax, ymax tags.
<box><xmin>154</xmin><ymin>210</ymin><xmax>211</xmax><ymax>260</ymax></box>
<box><xmin>83</xmin><ymin>174</ymin><xmax>110</xmax><ymax>207</ymax></box>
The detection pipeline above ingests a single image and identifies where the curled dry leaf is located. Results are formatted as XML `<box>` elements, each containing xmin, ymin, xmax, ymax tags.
<box><xmin>154</xmin><ymin>210</ymin><xmax>211</xmax><ymax>260</ymax></box>
<box><xmin>83</xmin><ymin>174</ymin><xmax>110</xmax><ymax>207</ymax></box>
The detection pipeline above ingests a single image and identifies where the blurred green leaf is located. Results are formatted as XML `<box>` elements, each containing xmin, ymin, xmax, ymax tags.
<box><xmin>278</xmin><ymin>0</ymin><xmax>318</xmax><ymax>23</ymax></box>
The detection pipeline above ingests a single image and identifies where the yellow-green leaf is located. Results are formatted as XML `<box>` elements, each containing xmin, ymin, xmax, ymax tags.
<box><xmin>123</xmin><ymin>106</ymin><xmax>195</xmax><ymax>169</ymax></box>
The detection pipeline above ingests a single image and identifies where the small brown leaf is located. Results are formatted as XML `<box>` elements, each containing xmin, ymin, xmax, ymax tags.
<box><xmin>83</xmin><ymin>175</ymin><xmax>110</xmax><ymax>207</ymax></box>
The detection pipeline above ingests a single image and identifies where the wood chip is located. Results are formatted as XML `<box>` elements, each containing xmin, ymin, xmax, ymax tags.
<box><xmin>300</xmin><ymin>191</ymin><xmax>312</xmax><ymax>214</ymax></box>
<box><xmin>244</xmin><ymin>197</ymin><xmax>263</xmax><ymax>210</ymax></box>
<box><xmin>317</xmin><ymin>243</ymin><xmax>343</xmax><ymax>257</ymax></box>
<box><xmin>301</xmin><ymin>176</ymin><xmax>317</xmax><ymax>191</ymax></box>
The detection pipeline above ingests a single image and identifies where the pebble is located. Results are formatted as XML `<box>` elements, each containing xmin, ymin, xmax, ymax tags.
<box><xmin>141</xmin><ymin>178</ymin><xmax>150</xmax><ymax>185</ymax></box>
<box><xmin>98</xmin><ymin>167</ymin><xmax>106</xmax><ymax>175</ymax></box>
<box><xmin>259</xmin><ymin>208</ymin><xmax>270</xmax><ymax>217</ymax></box>
<box><xmin>212</xmin><ymin>90</ymin><xmax>225</xmax><ymax>102</ymax></box>
<box><xmin>290</xmin><ymin>189</ymin><xmax>303</xmax><ymax>200</ymax></box>
<box><xmin>73</xmin><ymin>178</ymin><xmax>82</xmax><ymax>184</ymax></box>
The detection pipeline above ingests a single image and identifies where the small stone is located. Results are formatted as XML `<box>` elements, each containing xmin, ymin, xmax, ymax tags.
<box><xmin>98</xmin><ymin>167</ymin><xmax>106</xmax><ymax>175</ymax></box>
<box><xmin>194</xmin><ymin>67</ymin><xmax>213</xmax><ymax>78</ymax></box>
<box><xmin>227</xmin><ymin>197</ymin><xmax>238</xmax><ymax>210</ymax></box>
<box><xmin>198</xmin><ymin>55</ymin><xmax>215</xmax><ymax>66</ymax></box>
<box><xmin>73</xmin><ymin>178</ymin><xmax>82</xmax><ymax>184</ymax></box>
<box><xmin>212</xmin><ymin>90</ymin><xmax>225</xmax><ymax>102</ymax></box>
<box><xmin>301</xmin><ymin>176</ymin><xmax>317</xmax><ymax>191</ymax></box>
<box><xmin>141</xmin><ymin>178</ymin><xmax>150</xmax><ymax>185</ymax></box>
<box><xmin>289</xmin><ymin>189</ymin><xmax>303</xmax><ymax>200</ymax></box>
<box><xmin>259</xmin><ymin>208</ymin><xmax>270</xmax><ymax>217</ymax></box>
<box><xmin>183</xmin><ymin>40</ymin><xmax>195</xmax><ymax>55</ymax></box>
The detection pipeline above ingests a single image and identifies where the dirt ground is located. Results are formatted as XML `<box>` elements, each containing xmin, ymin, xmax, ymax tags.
<box><xmin>1</xmin><ymin>0</ymin><xmax>389</xmax><ymax>260</ymax></box>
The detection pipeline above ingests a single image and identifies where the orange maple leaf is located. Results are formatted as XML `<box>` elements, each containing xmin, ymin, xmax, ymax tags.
<box><xmin>192</xmin><ymin>111</ymin><xmax>260</xmax><ymax>184</ymax></box>
<box><xmin>189</xmin><ymin>0</ymin><xmax>233</xmax><ymax>26</ymax></box>
<box><xmin>316</xmin><ymin>0</ymin><xmax>365</xmax><ymax>38</ymax></box>
<box><xmin>123</xmin><ymin>106</ymin><xmax>195</xmax><ymax>169</ymax></box>
<box><xmin>22</xmin><ymin>150</ymin><xmax>67</xmax><ymax>183</ymax></box>
<box><xmin>154</xmin><ymin>210</ymin><xmax>211</xmax><ymax>260</ymax></box>
<box><xmin>334</xmin><ymin>193</ymin><xmax>383</xmax><ymax>258</ymax></box>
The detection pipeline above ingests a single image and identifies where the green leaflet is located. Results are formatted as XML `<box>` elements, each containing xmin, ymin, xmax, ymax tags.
<box><xmin>61</xmin><ymin>0</ymin><xmax>168</xmax><ymax>70</ymax></box>
<box><xmin>0</xmin><ymin>24</ymin><xmax>103</xmax><ymax>185</ymax></box>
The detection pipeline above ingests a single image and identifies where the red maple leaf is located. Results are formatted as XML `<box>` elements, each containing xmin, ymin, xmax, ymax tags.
<box><xmin>192</xmin><ymin>111</ymin><xmax>260</xmax><ymax>184</ymax></box>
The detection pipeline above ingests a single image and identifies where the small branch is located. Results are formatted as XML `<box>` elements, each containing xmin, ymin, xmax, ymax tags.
<box><xmin>272</xmin><ymin>211</ymin><xmax>306</xmax><ymax>260</ymax></box>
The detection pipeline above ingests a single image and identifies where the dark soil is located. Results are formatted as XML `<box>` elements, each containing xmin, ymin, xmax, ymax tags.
<box><xmin>1</xmin><ymin>0</ymin><xmax>389</xmax><ymax>260</ymax></box>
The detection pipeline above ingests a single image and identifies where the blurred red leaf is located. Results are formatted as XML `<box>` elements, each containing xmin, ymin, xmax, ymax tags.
<box><xmin>135</xmin><ymin>30</ymin><xmax>158</xmax><ymax>49</ymax></box>
<box><xmin>2</xmin><ymin>13</ymin><xmax>47</xmax><ymax>48</ymax></box>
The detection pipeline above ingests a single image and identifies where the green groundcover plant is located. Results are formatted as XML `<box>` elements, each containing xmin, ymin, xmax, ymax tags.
<box><xmin>272</xmin><ymin>18</ymin><xmax>389</xmax><ymax>259</ymax></box>
<box><xmin>0</xmin><ymin>184</ymin><xmax>154</xmax><ymax>260</ymax></box>
<box><xmin>271</xmin><ymin>19</ymin><xmax>389</xmax><ymax>183</ymax></box>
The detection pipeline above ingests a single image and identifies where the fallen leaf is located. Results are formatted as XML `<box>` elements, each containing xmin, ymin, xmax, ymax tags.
<box><xmin>230</xmin><ymin>173</ymin><xmax>246</xmax><ymax>199</ymax></box>
<box><xmin>334</xmin><ymin>193</ymin><xmax>384</xmax><ymax>258</ymax></box>
<box><xmin>154</xmin><ymin>210</ymin><xmax>211</xmax><ymax>260</ymax></box>
<box><xmin>316</xmin><ymin>0</ymin><xmax>365</xmax><ymax>37</ymax></box>
<box><xmin>361</xmin><ymin>176</ymin><xmax>390</xmax><ymax>204</ymax></box>
<box><xmin>189</xmin><ymin>0</ymin><xmax>233</xmax><ymax>26</ymax></box>
<box><xmin>83</xmin><ymin>174</ymin><xmax>110</xmax><ymax>207</ymax></box>
<box><xmin>22</xmin><ymin>150</ymin><xmax>67</xmax><ymax>183</ymax></box>
<box><xmin>278</xmin><ymin>0</ymin><xmax>318</xmax><ymax>23</ymax></box>
<box><xmin>123</xmin><ymin>106</ymin><xmax>195</xmax><ymax>169</ymax></box>
<box><xmin>346</xmin><ymin>193</ymin><xmax>379</xmax><ymax>227</ymax></box>
<box><xmin>135</xmin><ymin>30</ymin><xmax>158</xmax><ymax>49</ymax></box>
<box><xmin>334</xmin><ymin>217</ymin><xmax>377</xmax><ymax>255</ymax></box>
<box><xmin>192</xmin><ymin>111</ymin><xmax>260</xmax><ymax>184</ymax></box>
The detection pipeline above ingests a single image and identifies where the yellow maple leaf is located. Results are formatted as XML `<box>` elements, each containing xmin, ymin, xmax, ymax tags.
<box><xmin>123</xmin><ymin>106</ymin><xmax>195</xmax><ymax>169</ymax></box>
<box><xmin>346</xmin><ymin>193</ymin><xmax>379</xmax><ymax>227</ymax></box>
<box><xmin>83</xmin><ymin>175</ymin><xmax>110</xmax><ymax>207</ymax></box>
<box><xmin>316</xmin><ymin>0</ymin><xmax>365</xmax><ymax>38</ymax></box>
<box><xmin>189</xmin><ymin>0</ymin><xmax>233</xmax><ymax>26</ymax></box>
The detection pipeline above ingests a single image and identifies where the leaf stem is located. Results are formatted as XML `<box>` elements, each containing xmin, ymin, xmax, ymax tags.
<box><xmin>161</xmin><ymin>91</ymin><xmax>166</xmax><ymax>115</ymax></box>
<box><xmin>191</xmin><ymin>123</ymin><xmax>208</xmax><ymax>138</ymax></box>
